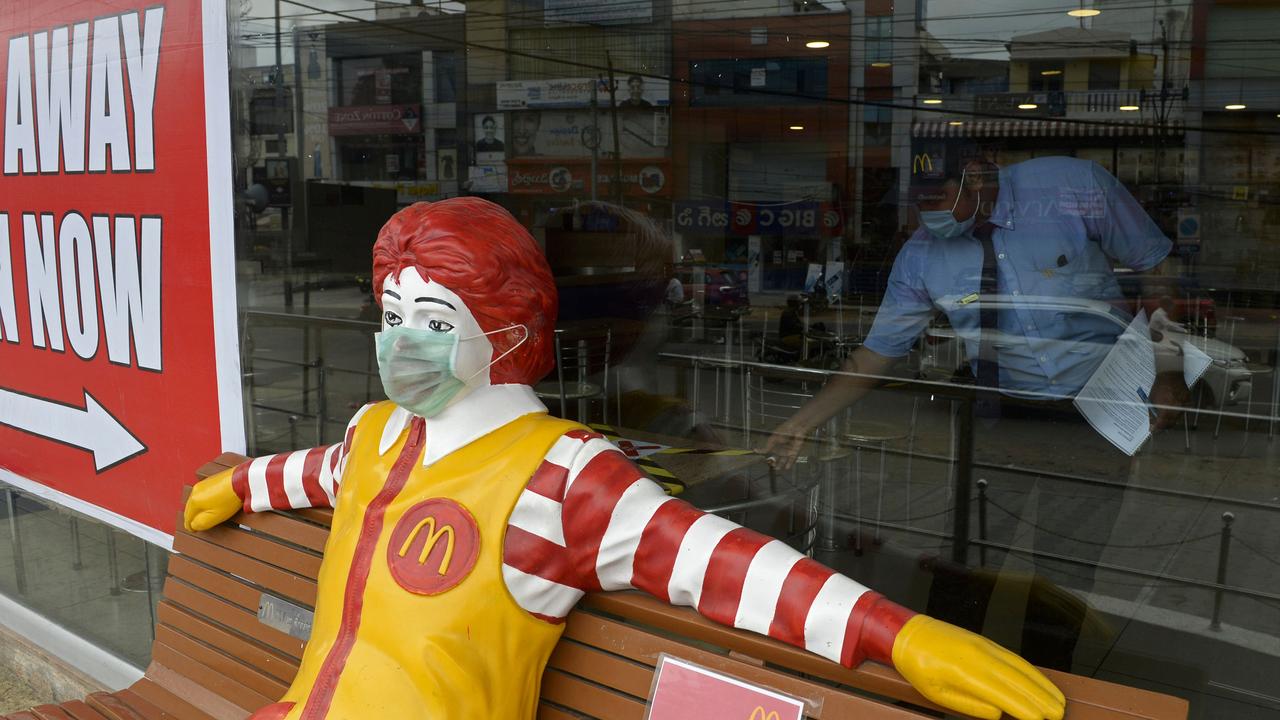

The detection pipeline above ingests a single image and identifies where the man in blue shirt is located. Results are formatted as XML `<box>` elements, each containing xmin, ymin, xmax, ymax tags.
<box><xmin>765</xmin><ymin>154</ymin><xmax>1183</xmax><ymax>670</ymax></box>
<box><xmin>767</xmin><ymin>155</ymin><xmax>1176</xmax><ymax>458</ymax></box>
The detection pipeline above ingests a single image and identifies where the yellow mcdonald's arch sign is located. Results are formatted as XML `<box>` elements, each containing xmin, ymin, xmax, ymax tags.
<box><xmin>398</xmin><ymin>515</ymin><xmax>456</xmax><ymax>576</ymax></box>
<box><xmin>912</xmin><ymin>153</ymin><xmax>934</xmax><ymax>175</ymax></box>
<box><xmin>748</xmin><ymin>707</ymin><xmax>780</xmax><ymax>720</ymax></box>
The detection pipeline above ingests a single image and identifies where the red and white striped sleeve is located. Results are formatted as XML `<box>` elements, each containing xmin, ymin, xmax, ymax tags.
<box><xmin>229</xmin><ymin>404</ymin><xmax>374</xmax><ymax>513</ymax></box>
<box><xmin>502</xmin><ymin>428</ymin><xmax>916</xmax><ymax>669</ymax></box>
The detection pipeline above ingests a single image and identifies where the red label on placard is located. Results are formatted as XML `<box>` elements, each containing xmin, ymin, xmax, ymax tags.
<box><xmin>0</xmin><ymin>1</ymin><xmax>240</xmax><ymax>536</ymax></box>
<box><xmin>646</xmin><ymin>656</ymin><xmax>805</xmax><ymax>720</ymax></box>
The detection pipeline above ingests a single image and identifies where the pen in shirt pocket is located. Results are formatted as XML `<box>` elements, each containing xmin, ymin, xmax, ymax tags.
<box><xmin>1041</xmin><ymin>254</ymin><xmax>1070</xmax><ymax>278</ymax></box>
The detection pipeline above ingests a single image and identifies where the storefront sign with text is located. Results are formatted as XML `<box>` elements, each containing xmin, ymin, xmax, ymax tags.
<box><xmin>0</xmin><ymin>0</ymin><xmax>240</xmax><ymax>540</ymax></box>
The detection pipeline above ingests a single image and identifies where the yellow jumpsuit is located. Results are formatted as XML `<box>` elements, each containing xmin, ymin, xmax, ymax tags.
<box><xmin>269</xmin><ymin>402</ymin><xmax>578</xmax><ymax>719</ymax></box>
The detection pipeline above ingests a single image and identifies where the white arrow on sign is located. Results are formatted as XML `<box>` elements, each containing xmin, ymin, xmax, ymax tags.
<box><xmin>0</xmin><ymin>387</ymin><xmax>146</xmax><ymax>472</ymax></box>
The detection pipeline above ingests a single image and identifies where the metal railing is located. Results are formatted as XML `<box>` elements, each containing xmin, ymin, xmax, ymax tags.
<box><xmin>659</xmin><ymin>350</ymin><xmax>1280</xmax><ymax>631</ymax></box>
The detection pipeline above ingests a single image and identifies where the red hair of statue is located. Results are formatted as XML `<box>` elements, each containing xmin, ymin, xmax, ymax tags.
<box><xmin>372</xmin><ymin>198</ymin><xmax>558</xmax><ymax>385</ymax></box>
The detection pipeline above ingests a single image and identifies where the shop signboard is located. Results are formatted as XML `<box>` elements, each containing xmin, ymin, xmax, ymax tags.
<box><xmin>498</xmin><ymin>77</ymin><xmax>670</xmax><ymax>109</ymax></box>
<box><xmin>507</xmin><ymin>109</ymin><xmax>668</xmax><ymax>159</ymax></box>
<box><xmin>0</xmin><ymin>0</ymin><xmax>241</xmax><ymax>542</ymax></box>
<box><xmin>507</xmin><ymin>159</ymin><xmax>670</xmax><ymax>197</ymax></box>
<box><xmin>675</xmin><ymin>201</ymin><xmax>843</xmax><ymax>237</ymax></box>
<box><xmin>328</xmin><ymin>103</ymin><xmax>422</xmax><ymax>136</ymax></box>
<box><xmin>544</xmin><ymin>0</ymin><xmax>653</xmax><ymax>25</ymax></box>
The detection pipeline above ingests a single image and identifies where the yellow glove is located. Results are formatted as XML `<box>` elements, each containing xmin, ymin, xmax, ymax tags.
<box><xmin>183</xmin><ymin>467</ymin><xmax>243</xmax><ymax>532</ymax></box>
<box><xmin>893</xmin><ymin>615</ymin><xmax>1065</xmax><ymax>720</ymax></box>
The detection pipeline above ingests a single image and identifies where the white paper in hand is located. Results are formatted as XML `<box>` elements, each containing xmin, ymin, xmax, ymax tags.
<box><xmin>1073</xmin><ymin>310</ymin><xmax>1157</xmax><ymax>456</ymax></box>
<box><xmin>1179</xmin><ymin>339</ymin><xmax>1213</xmax><ymax>388</ymax></box>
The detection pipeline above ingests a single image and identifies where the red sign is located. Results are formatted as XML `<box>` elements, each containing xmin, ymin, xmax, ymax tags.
<box><xmin>646</xmin><ymin>656</ymin><xmax>805</xmax><ymax>720</ymax></box>
<box><xmin>507</xmin><ymin>159</ymin><xmax>671</xmax><ymax>197</ymax></box>
<box><xmin>328</xmin><ymin>104</ymin><xmax>422</xmax><ymax>136</ymax></box>
<box><xmin>387</xmin><ymin>498</ymin><xmax>480</xmax><ymax>596</ymax></box>
<box><xmin>0</xmin><ymin>1</ymin><xmax>241</xmax><ymax>540</ymax></box>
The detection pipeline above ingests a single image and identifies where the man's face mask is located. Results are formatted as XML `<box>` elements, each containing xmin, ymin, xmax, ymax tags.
<box><xmin>375</xmin><ymin>324</ymin><xmax>527</xmax><ymax>418</ymax></box>
<box><xmin>918</xmin><ymin>166</ymin><xmax>978</xmax><ymax>239</ymax></box>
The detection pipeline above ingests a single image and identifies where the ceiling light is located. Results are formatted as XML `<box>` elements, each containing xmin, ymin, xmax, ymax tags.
<box><xmin>789</xmin><ymin>125</ymin><xmax>805</xmax><ymax>130</ymax></box>
<box><xmin>948</xmin><ymin>121</ymin><xmax>964</xmax><ymax>126</ymax></box>
<box><xmin>1119</xmin><ymin>105</ymin><xmax>1140</xmax><ymax>111</ymax></box>
<box><xmin>1225</xmin><ymin>103</ymin><xmax>1247</xmax><ymax>110</ymax></box>
<box><xmin>1018</xmin><ymin>103</ymin><xmax>1038</xmax><ymax>110</ymax></box>
<box><xmin>870</xmin><ymin>61</ymin><xmax>892</xmax><ymax>68</ymax></box>
<box><xmin>1040</xmin><ymin>69</ymin><xmax>1063</xmax><ymax>76</ymax></box>
<box><xmin>806</xmin><ymin>40</ymin><xmax>830</xmax><ymax>49</ymax></box>
<box><xmin>1067</xmin><ymin>8</ymin><xmax>1101</xmax><ymax>17</ymax></box>
<box><xmin>922</xmin><ymin>98</ymin><xmax>943</xmax><ymax>105</ymax></box>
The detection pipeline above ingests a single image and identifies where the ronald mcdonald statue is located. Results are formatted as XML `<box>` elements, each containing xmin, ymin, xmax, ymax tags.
<box><xmin>184</xmin><ymin>198</ymin><xmax>1065</xmax><ymax>720</ymax></box>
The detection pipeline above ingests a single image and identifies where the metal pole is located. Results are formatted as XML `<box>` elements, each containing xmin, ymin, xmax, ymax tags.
<box><xmin>4</xmin><ymin>489</ymin><xmax>26</xmax><ymax>594</ymax></box>
<box><xmin>951</xmin><ymin>396</ymin><xmax>974</xmax><ymax>564</ymax></box>
<box><xmin>315</xmin><ymin>359</ymin><xmax>327</xmax><ymax>446</ymax></box>
<box><xmin>977</xmin><ymin>478</ymin><xmax>989</xmax><ymax>567</ymax></box>
<box><xmin>70</xmin><ymin>516</ymin><xmax>83</xmax><ymax>570</ymax></box>
<box><xmin>275</xmin><ymin>0</ymin><xmax>293</xmax><ymax>308</ymax></box>
<box><xmin>590</xmin><ymin>79</ymin><xmax>599</xmax><ymax>202</ymax></box>
<box><xmin>1215</xmin><ymin>318</ymin><xmax>1242</xmax><ymax>438</ymax></box>
<box><xmin>1211</xmin><ymin>511</ymin><xmax>1234</xmax><ymax>630</ymax></box>
<box><xmin>605</xmin><ymin>52</ymin><xmax>623</xmax><ymax>206</ymax></box>
<box><xmin>105</xmin><ymin>527</ymin><xmax>121</xmax><ymax>596</ymax></box>
<box><xmin>1270</xmin><ymin>323</ymin><xmax>1279</xmax><ymax>440</ymax></box>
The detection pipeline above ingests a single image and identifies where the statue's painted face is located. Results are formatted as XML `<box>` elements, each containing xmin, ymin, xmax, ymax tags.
<box><xmin>381</xmin><ymin>267</ymin><xmax>495</xmax><ymax>393</ymax></box>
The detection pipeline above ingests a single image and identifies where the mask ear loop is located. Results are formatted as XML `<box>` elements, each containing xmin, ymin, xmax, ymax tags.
<box><xmin>949</xmin><ymin>165</ymin><xmax>969</xmax><ymax>216</ymax></box>
<box><xmin>461</xmin><ymin>324</ymin><xmax>530</xmax><ymax>382</ymax></box>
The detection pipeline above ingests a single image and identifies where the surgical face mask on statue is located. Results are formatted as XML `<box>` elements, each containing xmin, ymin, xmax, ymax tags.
<box><xmin>918</xmin><ymin>167</ymin><xmax>978</xmax><ymax>239</ymax></box>
<box><xmin>375</xmin><ymin>324</ymin><xmax>527</xmax><ymax>418</ymax></box>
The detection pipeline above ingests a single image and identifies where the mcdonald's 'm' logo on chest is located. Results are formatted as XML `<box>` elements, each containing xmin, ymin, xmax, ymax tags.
<box><xmin>387</xmin><ymin>498</ymin><xmax>480</xmax><ymax>595</ymax></box>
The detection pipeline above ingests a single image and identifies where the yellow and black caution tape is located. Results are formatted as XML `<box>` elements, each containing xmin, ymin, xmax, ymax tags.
<box><xmin>589</xmin><ymin>424</ymin><xmax>762</xmax><ymax>497</ymax></box>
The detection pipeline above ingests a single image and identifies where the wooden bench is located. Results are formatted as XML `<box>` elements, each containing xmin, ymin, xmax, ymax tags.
<box><xmin>4</xmin><ymin>453</ymin><xmax>1189</xmax><ymax>720</ymax></box>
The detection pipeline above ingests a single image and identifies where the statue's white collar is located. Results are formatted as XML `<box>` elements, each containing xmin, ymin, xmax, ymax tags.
<box><xmin>377</xmin><ymin>384</ymin><xmax>548</xmax><ymax>467</ymax></box>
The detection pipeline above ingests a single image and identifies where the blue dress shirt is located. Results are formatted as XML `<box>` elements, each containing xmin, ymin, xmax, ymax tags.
<box><xmin>864</xmin><ymin>157</ymin><xmax>1172</xmax><ymax>396</ymax></box>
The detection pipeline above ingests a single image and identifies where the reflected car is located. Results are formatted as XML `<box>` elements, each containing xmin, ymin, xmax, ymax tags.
<box><xmin>916</xmin><ymin>295</ymin><xmax>1253</xmax><ymax>407</ymax></box>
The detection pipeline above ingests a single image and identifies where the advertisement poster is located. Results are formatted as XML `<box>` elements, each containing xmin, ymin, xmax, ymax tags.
<box><xmin>473</xmin><ymin>112</ymin><xmax>505</xmax><ymax>163</ymax></box>
<box><xmin>0</xmin><ymin>0</ymin><xmax>241</xmax><ymax>542</ymax></box>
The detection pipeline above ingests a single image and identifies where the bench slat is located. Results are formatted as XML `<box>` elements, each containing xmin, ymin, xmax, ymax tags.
<box><xmin>154</xmin><ymin>624</ymin><xmax>290</xmax><ymax>701</ymax></box>
<box><xmin>166</xmin><ymin>556</ymin><xmax>264</xmax><ymax>616</ymax></box>
<box><xmin>27</xmin><ymin>706</ymin><xmax>78</xmax><ymax>720</ymax></box>
<box><xmin>186</xmin><ymin>525</ymin><xmax>322</xmax><ymax>580</ymax></box>
<box><xmin>128</xmin><ymin>677</ymin><xmax>221</xmax><ymax>720</ymax></box>
<box><xmin>537</xmin><ymin>703</ymin><xmax>588</xmax><ymax>720</ymax></box>
<box><xmin>103</xmin><ymin>690</ymin><xmax>179</xmax><ymax>720</ymax></box>
<box><xmin>233</xmin><ymin>512</ymin><xmax>330</xmax><ymax>555</ymax></box>
<box><xmin>539</xmin><ymin>668</ymin><xmax>646</xmax><ymax>720</ymax></box>
<box><xmin>172</xmin><ymin>532</ymin><xmax>317</xmax><ymax>607</ymax></box>
<box><xmin>163</xmin><ymin>576</ymin><xmax>305</xmax><ymax>660</ymax></box>
<box><xmin>34</xmin><ymin>701</ymin><xmax>108</xmax><ymax>720</ymax></box>
<box><xmin>85</xmin><ymin>691</ymin><xmax>157</xmax><ymax>720</ymax></box>
<box><xmin>156</xmin><ymin>601</ymin><xmax>299</xmax><ymax>685</ymax></box>
<box><xmin>150</xmin><ymin>640</ymin><xmax>275</xmax><ymax>713</ymax></box>
<box><xmin>547</xmin><ymin>638</ymin><xmax>652</xmax><ymax>699</ymax></box>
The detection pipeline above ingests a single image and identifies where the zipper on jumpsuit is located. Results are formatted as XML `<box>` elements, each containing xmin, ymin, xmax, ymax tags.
<box><xmin>300</xmin><ymin>417</ymin><xmax>426</xmax><ymax>720</ymax></box>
